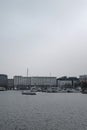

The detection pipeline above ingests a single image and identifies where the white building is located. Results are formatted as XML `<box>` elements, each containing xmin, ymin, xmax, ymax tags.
<box><xmin>58</xmin><ymin>80</ymin><xmax>72</xmax><ymax>87</ymax></box>
<box><xmin>14</xmin><ymin>76</ymin><xmax>31</xmax><ymax>89</ymax></box>
<box><xmin>79</xmin><ymin>75</ymin><xmax>87</xmax><ymax>82</ymax></box>
<box><xmin>14</xmin><ymin>76</ymin><xmax>56</xmax><ymax>89</ymax></box>
<box><xmin>31</xmin><ymin>77</ymin><xmax>56</xmax><ymax>87</ymax></box>
<box><xmin>57</xmin><ymin>76</ymin><xmax>79</xmax><ymax>88</ymax></box>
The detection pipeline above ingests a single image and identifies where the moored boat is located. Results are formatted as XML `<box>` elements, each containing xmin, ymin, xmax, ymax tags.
<box><xmin>81</xmin><ymin>89</ymin><xmax>87</xmax><ymax>94</ymax></box>
<box><xmin>0</xmin><ymin>87</ymin><xmax>5</xmax><ymax>91</ymax></box>
<box><xmin>22</xmin><ymin>91</ymin><xmax>36</xmax><ymax>95</ymax></box>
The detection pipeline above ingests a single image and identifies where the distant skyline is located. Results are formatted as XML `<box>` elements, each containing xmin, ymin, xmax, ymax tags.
<box><xmin>0</xmin><ymin>0</ymin><xmax>87</xmax><ymax>78</ymax></box>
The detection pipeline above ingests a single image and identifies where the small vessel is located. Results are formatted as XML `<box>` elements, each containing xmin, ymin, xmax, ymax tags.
<box><xmin>47</xmin><ymin>87</ymin><xmax>58</xmax><ymax>93</ymax></box>
<box><xmin>22</xmin><ymin>90</ymin><xmax>36</xmax><ymax>95</ymax></box>
<box><xmin>0</xmin><ymin>87</ymin><xmax>5</xmax><ymax>91</ymax></box>
<box><xmin>81</xmin><ymin>89</ymin><xmax>87</xmax><ymax>94</ymax></box>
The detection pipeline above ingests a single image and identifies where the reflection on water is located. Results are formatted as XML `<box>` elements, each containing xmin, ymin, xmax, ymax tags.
<box><xmin>0</xmin><ymin>91</ymin><xmax>87</xmax><ymax>130</ymax></box>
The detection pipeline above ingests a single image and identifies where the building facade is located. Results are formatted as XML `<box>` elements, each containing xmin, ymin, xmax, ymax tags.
<box><xmin>14</xmin><ymin>76</ymin><xmax>56</xmax><ymax>90</ymax></box>
<box><xmin>0</xmin><ymin>74</ymin><xmax>8</xmax><ymax>89</ymax></box>
<box><xmin>8</xmin><ymin>79</ymin><xmax>14</xmax><ymax>90</ymax></box>
<box><xmin>14</xmin><ymin>76</ymin><xmax>31</xmax><ymax>89</ymax></box>
<box><xmin>79</xmin><ymin>75</ymin><xmax>87</xmax><ymax>82</ymax></box>
<box><xmin>31</xmin><ymin>76</ymin><xmax>56</xmax><ymax>87</ymax></box>
<box><xmin>57</xmin><ymin>76</ymin><xmax>79</xmax><ymax>88</ymax></box>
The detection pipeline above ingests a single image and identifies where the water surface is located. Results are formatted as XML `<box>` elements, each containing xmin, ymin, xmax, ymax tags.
<box><xmin>0</xmin><ymin>91</ymin><xmax>87</xmax><ymax>130</ymax></box>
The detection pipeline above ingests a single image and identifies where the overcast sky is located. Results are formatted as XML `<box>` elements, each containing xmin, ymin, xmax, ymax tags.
<box><xmin>0</xmin><ymin>0</ymin><xmax>87</xmax><ymax>78</ymax></box>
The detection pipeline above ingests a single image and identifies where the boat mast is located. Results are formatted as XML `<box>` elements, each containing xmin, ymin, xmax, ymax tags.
<box><xmin>27</xmin><ymin>68</ymin><xmax>28</xmax><ymax>77</ymax></box>
<box><xmin>26</xmin><ymin>68</ymin><xmax>29</xmax><ymax>89</ymax></box>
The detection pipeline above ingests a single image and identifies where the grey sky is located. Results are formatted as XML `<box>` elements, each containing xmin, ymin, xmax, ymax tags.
<box><xmin>0</xmin><ymin>0</ymin><xmax>87</xmax><ymax>78</ymax></box>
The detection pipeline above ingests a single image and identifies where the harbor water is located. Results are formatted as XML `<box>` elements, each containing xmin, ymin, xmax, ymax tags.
<box><xmin>0</xmin><ymin>91</ymin><xmax>87</xmax><ymax>130</ymax></box>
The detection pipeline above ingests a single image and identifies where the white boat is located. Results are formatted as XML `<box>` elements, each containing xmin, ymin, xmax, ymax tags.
<box><xmin>0</xmin><ymin>87</ymin><xmax>5</xmax><ymax>91</ymax></box>
<box><xmin>22</xmin><ymin>90</ymin><xmax>36</xmax><ymax>95</ymax></box>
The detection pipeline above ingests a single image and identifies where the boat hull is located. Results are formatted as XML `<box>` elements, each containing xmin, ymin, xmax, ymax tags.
<box><xmin>22</xmin><ymin>92</ymin><xmax>36</xmax><ymax>95</ymax></box>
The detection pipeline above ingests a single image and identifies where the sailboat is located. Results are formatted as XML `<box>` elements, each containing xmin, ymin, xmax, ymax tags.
<box><xmin>22</xmin><ymin>68</ymin><xmax>36</xmax><ymax>95</ymax></box>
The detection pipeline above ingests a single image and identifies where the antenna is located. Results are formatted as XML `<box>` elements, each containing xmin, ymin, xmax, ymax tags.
<box><xmin>27</xmin><ymin>68</ymin><xmax>28</xmax><ymax>77</ymax></box>
<box><xmin>26</xmin><ymin>68</ymin><xmax>29</xmax><ymax>89</ymax></box>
